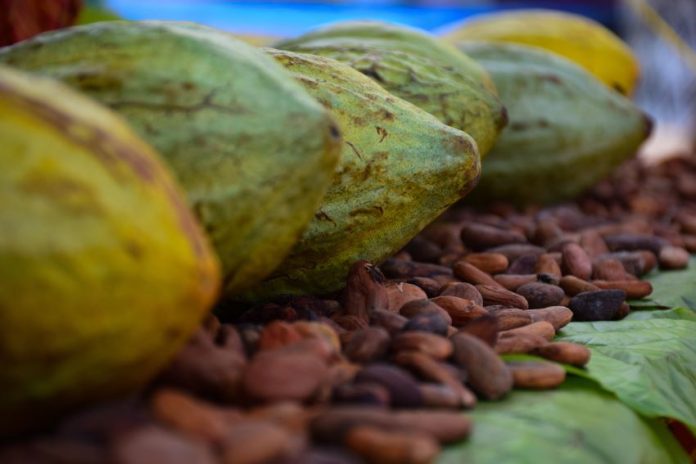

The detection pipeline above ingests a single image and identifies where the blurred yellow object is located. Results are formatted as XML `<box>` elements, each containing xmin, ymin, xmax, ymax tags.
<box><xmin>442</xmin><ymin>9</ymin><xmax>640</xmax><ymax>95</ymax></box>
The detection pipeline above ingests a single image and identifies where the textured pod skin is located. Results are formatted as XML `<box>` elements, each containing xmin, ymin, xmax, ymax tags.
<box><xmin>245</xmin><ymin>49</ymin><xmax>481</xmax><ymax>298</ymax></box>
<box><xmin>0</xmin><ymin>66</ymin><xmax>220</xmax><ymax>435</ymax></box>
<box><xmin>0</xmin><ymin>21</ymin><xmax>342</xmax><ymax>296</ymax></box>
<box><xmin>459</xmin><ymin>42</ymin><xmax>651</xmax><ymax>206</ymax></box>
<box><xmin>442</xmin><ymin>9</ymin><xmax>640</xmax><ymax>95</ymax></box>
<box><xmin>277</xmin><ymin>21</ymin><xmax>507</xmax><ymax>156</ymax></box>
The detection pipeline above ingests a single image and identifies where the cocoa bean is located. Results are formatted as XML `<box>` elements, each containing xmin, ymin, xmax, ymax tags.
<box><xmin>515</xmin><ymin>282</ymin><xmax>565</xmax><ymax>308</ymax></box>
<box><xmin>354</xmin><ymin>364</ymin><xmax>423</xmax><ymax>408</ymax></box>
<box><xmin>476</xmin><ymin>284</ymin><xmax>529</xmax><ymax>309</ymax></box>
<box><xmin>451</xmin><ymin>333</ymin><xmax>513</xmax><ymax>400</ymax></box>
<box><xmin>391</xmin><ymin>332</ymin><xmax>453</xmax><ymax>360</ymax></box>
<box><xmin>439</xmin><ymin>282</ymin><xmax>484</xmax><ymax>305</ymax></box>
<box><xmin>507</xmin><ymin>361</ymin><xmax>566</xmax><ymax>389</ymax></box>
<box><xmin>431</xmin><ymin>296</ymin><xmax>488</xmax><ymax>326</ymax></box>
<box><xmin>370</xmin><ymin>309</ymin><xmax>408</xmax><ymax>335</ymax></box>
<box><xmin>500</xmin><ymin>321</ymin><xmax>556</xmax><ymax>341</ymax></box>
<box><xmin>403</xmin><ymin>313</ymin><xmax>450</xmax><ymax>336</ymax></box>
<box><xmin>385</xmin><ymin>282</ymin><xmax>427</xmax><ymax>312</ymax></box>
<box><xmin>604</xmin><ymin>233</ymin><xmax>666</xmax><ymax>255</ymax></box>
<box><xmin>343</xmin><ymin>327</ymin><xmax>390</xmax><ymax>364</ymax></box>
<box><xmin>561</xmin><ymin>243</ymin><xmax>593</xmax><ymax>280</ymax></box>
<box><xmin>493</xmin><ymin>273</ymin><xmax>537</xmax><ymax>291</ymax></box>
<box><xmin>559</xmin><ymin>275</ymin><xmax>600</xmax><ymax>296</ymax></box>
<box><xmin>532</xmin><ymin>218</ymin><xmax>564</xmax><ymax>246</ymax></box>
<box><xmin>404</xmin><ymin>236</ymin><xmax>443</xmax><ymax>263</ymax></box>
<box><xmin>532</xmin><ymin>342</ymin><xmax>591</xmax><ymax>366</ymax></box>
<box><xmin>452</xmin><ymin>261</ymin><xmax>501</xmax><ymax>287</ymax></box>
<box><xmin>658</xmin><ymin>246</ymin><xmax>690</xmax><ymax>269</ymax></box>
<box><xmin>506</xmin><ymin>254</ymin><xmax>539</xmax><ymax>275</ymax></box>
<box><xmin>243</xmin><ymin>349</ymin><xmax>328</xmax><ymax>403</ymax></box>
<box><xmin>569</xmin><ymin>290</ymin><xmax>626</xmax><ymax>321</ymax></box>
<box><xmin>258</xmin><ymin>321</ymin><xmax>303</xmax><ymax>351</ymax></box>
<box><xmin>592</xmin><ymin>280</ymin><xmax>653</xmax><ymax>299</ymax></box>
<box><xmin>406</xmin><ymin>277</ymin><xmax>442</xmax><ymax>297</ymax></box>
<box><xmin>342</xmin><ymin>261</ymin><xmax>389</xmax><ymax>320</ymax></box>
<box><xmin>112</xmin><ymin>426</ymin><xmax>217</xmax><ymax>464</ymax></box>
<box><xmin>526</xmin><ymin>306</ymin><xmax>573</xmax><ymax>331</ymax></box>
<box><xmin>460</xmin><ymin>223</ymin><xmax>526</xmax><ymax>250</ymax></box>
<box><xmin>221</xmin><ymin>421</ymin><xmax>302</xmax><ymax>464</ymax></box>
<box><xmin>535</xmin><ymin>253</ymin><xmax>562</xmax><ymax>279</ymax></box>
<box><xmin>399</xmin><ymin>300</ymin><xmax>452</xmax><ymax>325</ymax></box>
<box><xmin>495</xmin><ymin>333</ymin><xmax>549</xmax><ymax>354</ymax></box>
<box><xmin>488</xmin><ymin>244</ymin><xmax>545</xmax><ymax>260</ymax></box>
<box><xmin>489</xmin><ymin>308</ymin><xmax>532</xmax><ymax>331</ymax></box>
<box><xmin>381</xmin><ymin>259</ymin><xmax>452</xmax><ymax>279</ymax></box>
<box><xmin>463</xmin><ymin>252</ymin><xmax>509</xmax><ymax>274</ymax></box>
<box><xmin>418</xmin><ymin>384</ymin><xmax>463</xmax><ymax>409</ymax></box>
<box><xmin>592</xmin><ymin>258</ymin><xmax>629</xmax><ymax>281</ymax></box>
<box><xmin>333</xmin><ymin>383</ymin><xmax>391</xmax><ymax>408</ymax></box>
<box><xmin>457</xmin><ymin>314</ymin><xmax>499</xmax><ymax>347</ymax></box>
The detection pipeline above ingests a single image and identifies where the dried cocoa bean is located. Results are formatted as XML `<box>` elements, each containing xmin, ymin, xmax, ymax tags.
<box><xmin>385</xmin><ymin>282</ymin><xmax>427</xmax><ymax>312</ymax></box>
<box><xmin>493</xmin><ymin>273</ymin><xmax>537</xmax><ymax>291</ymax></box>
<box><xmin>561</xmin><ymin>243</ymin><xmax>593</xmax><ymax>280</ymax></box>
<box><xmin>452</xmin><ymin>261</ymin><xmax>501</xmax><ymax>287</ymax></box>
<box><xmin>495</xmin><ymin>333</ymin><xmax>549</xmax><ymax>354</ymax></box>
<box><xmin>592</xmin><ymin>280</ymin><xmax>653</xmax><ymax>299</ymax></box>
<box><xmin>476</xmin><ymin>284</ymin><xmax>529</xmax><ymax>309</ymax></box>
<box><xmin>399</xmin><ymin>299</ymin><xmax>452</xmax><ymax>325</ymax></box>
<box><xmin>506</xmin><ymin>254</ymin><xmax>539</xmax><ymax>275</ymax></box>
<box><xmin>406</xmin><ymin>277</ymin><xmax>442</xmax><ymax>297</ymax></box>
<box><xmin>592</xmin><ymin>258</ymin><xmax>629</xmax><ymax>281</ymax></box>
<box><xmin>535</xmin><ymin>253</ymin><xmax>562</xmax><ymax>279</ymax></box>
<box><xmin>380</xmin><ymin>259</ymin><xmax>452</xmax><ymax>279</ymax></box>
<box><xmin>431</xmin><ymin>296</ymin><xmax>488</xmax><ymax>326</ymax></box>
<box><xmin>343</xmin><ymin>327</ymin><xmax>391</xmax><ymax>364</ymax></box>
<box><xmin>489</xmin><ymin>308</ymin><xmax>532</xmax><ymax>331</ymax></box>
<box><xmin>439</xmin><ymin>281</ymin><xmax>484</xmax><ymax>305</ymax></box>
<box><xmin>488</xmin><ymin>244</ymin><xmax>545</xmax><ymax>260</ymax></box>
<box><xmin>391</xmin><ymin>332</ymin><xmax>453</xmax><ymax>360</ymax></box>
<box><xmin>403</xmin><ymin>313</ymin><xmax>450</xmax><ymax>336</ymax></box>
<box><xmin>112</xmin><ymin>426</ymin><xmax>217</xmax><ymax>464</ymax></box>
<box><xmin>526</xmin><ymin>306</ymin><xmax>573</xmax><ymax>331</ymax></box>
<box><xmin>515</xmin><ymin>282</ymin><xmax>565</xmax><ymax>308</ymax></box>
<box><xmin>500</xmin><ymin>321</ymin><xmax>556</xmax><ymax>341</ymax></box>
<box><xmin>658</xmin><ymin>246</ymin><xmax>690</xmax><ymax>269</ymax></box>
<box><xmin>532</xmin><ymin>342</ymin><xmax>591</xmax><ymax>367</ymax></box>
<box><xmin>221</xmin><ymin>421</ymin><xmax>302</xmax><ymax>464</ymax></box>
<box><xmin>569</xmin><ymin>290</ymin><xmax>626</xmax><ymax>321</ymax></box>
<box><xmin>451</xmin><ymin>333</ymin><xmax>513</xmax><ymax>400</ymax></box>
<box><xmin>507</xmin><ymin>361</ymin><xmax>566</xmax><ymax>389</ymax></box>
<box><xmin>418</xmin><ymin>384</ymin><xmax>463</xmax><ymax>409</ymax></box>
<box><xmin>342</xmin><ymin>261</ymin><xmax>389</xmax><ymax>321</ymax></box>
<box><xmin>559</xmin><ymin>275</ymin><xmax>600</xmax><ymax>296</ymax></box>
<box><xmin>333</xmin><ymin>383</ymin><xmax>391</xmax><ymax>408</ymax></box>
<box><xmin>463</xmin><ymin>252</ymin><xmax>509</xmax><ymax>274</ymax></box>
<box><xmin>354</xmin><ymin>364</ymin><xmax>423</xmax><ymax>408</ymax></box>
<box><xmin>457</xmin><ymin>314</ymin><xmax>499</xmax><ymax>346</ymax></box>
<box><xmin>604</xmin><ymin>233</ymin><xmax>666</xmax><ymax>255</ymax></box>
<box><xmin>370</xmin><ymin>309</ymin><xmax>408</xmax><ymax>335</ymax></box>
<box><xmin>460</xmin><ymin>223</ymin><xmax>526</xmax><ymax>250</ymax></box>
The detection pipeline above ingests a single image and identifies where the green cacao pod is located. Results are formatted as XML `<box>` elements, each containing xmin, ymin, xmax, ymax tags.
<box><xmin>458</xmin><ymin>42</ymin><xmax>652</xmax><ymax>206</ymax></box>
<box><xmin>243</xmin><ymin>49</ymin><xmax>481</xmax><ymax>298</ymax></box>
<box><xmin>277</xmin><ymin>21</ymin><xmax>507</xmax><ymax>156</ymax></box>
<box><xmin>0</xmin><ymin>65</ymin><xmax>220</xmax><ymax>435</ymax></box>
<box><xmin>0</xmin><ymin>21</ymin><xmax>342</xmax><ymax>296</ymax></box>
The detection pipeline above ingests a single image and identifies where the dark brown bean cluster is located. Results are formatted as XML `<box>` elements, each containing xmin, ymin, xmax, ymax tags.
<box><xmin>2</xmin><ymin>156</ymin><xmax>693</xmax><ymax>464</ymax></box>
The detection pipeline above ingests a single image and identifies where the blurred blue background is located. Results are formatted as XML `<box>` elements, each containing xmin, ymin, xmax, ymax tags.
<box><xmin>101</xmin><ymin>1</ymin><xmax>619</xmax><ymax>37</ymax></box>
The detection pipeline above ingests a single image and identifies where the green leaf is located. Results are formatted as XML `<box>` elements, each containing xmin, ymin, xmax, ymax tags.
<box><xmin>634</xmin><ymin>257</ymin><xmax>696</xmax><ymax>310</ymax></box>
<box><xmin>626</xmin><ymin>307</ymin><xmax>696</xmax><ymax>322</ymax></box>
<box><xmin>559</xmin><ymin>319</ymin><xmax>696</xmax><ymax>429</ymax></box>
<box><xmin>439</xmin><ymin>377</ymin><xmax>689</xmax><ymax>464</ymax></box>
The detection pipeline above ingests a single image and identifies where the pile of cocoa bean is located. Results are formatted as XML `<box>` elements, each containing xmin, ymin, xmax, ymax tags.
<box><xmin>2</xmin><ymin>154</ymin><xmax>694</xmax><ymax>464</ymax></box>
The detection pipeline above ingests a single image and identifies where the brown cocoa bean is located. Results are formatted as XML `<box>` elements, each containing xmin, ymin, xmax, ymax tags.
<box><xmin>495</xmin><ymin>333</ymin><xmax>549</xmax><ymax>354</ymax></box>
<box><xmin>604</xmin><ymin>233</ymin><xmax>667</xmax><ymax>255</ymax></box>
<box><xmin>489</xmin><ymin>308</ymin><xmax>532</xmax><ymax>331</ymax></box>
<box><xmin>403</xmin><ymin>313</ymin><xmax>450</xmax><ymax>336</ymax></box>
<box><xmin>535</xmin><ymin>253</ymin><xmax>562</xmax><ymax>279</ymax></box>
<box><xmin>532</xmin><ymin>342</ymin><xmax>591</xmax><ymax>366</ymax></box>
<box><xmin>342</xmin><ymin>261</ymin><xmax>389</xmax><ymax>321</ymax></box>
<box><xmin>343</xmin><ymin>327</ymin><xmax>391</xmax><ymax>364</ymax></box>
<box><xmin>418</xmin><ymin>384</ymin><xmax>463</xmax><ymax>409</ymax></box>
<box><xmin>493</xmin><ymin>273</ymin><xmax>537</xmax><ymax>291</ymax></box>
<box><xmin>569</xmin><ymin>290</ymin><xmax>626</xmax><ymax>321</ymax></box>
<box><xmin>439</xmin><ymin>282</ymin><xmax>484</xmax><ymax>305</ymax></box>
<box><xmin>354</xmin><ymin>364</ymin><xmax>423</xmax><ymax>408</ymax></box>
<box><xmin>463</xmin><ymin>252</ymin><xmax>509</xmax><ymax>274</ymax></box>
<box><xmin>247</xmin><ymin>402</ymin><xmax>310</xmax><ymax>433</ymax></box>
<box><xmin>500</xmin><ymin>321</ymin><xmax>556</xmax><ymax>341</ymax></box>
<box><xmin>682</xmin><ymin>234</ymin><xmax>696</xmax><ymax>253</ymax></box>
<box><xmin>393</xmin><ymin>351</ymin><xmax>476</xmax><ymax>409</ymax></box>
<box><xmin>561</xmin><ymin>243</ymin><xmax>593</xmax><ymax>280</ymax></box>
<box><xmin>399</xmin><ymin>299</ymin><xmax>452</xmax><ymax>325</ymax></box>
<box><xmin>515</xmin><ymin>282</ymin><xmax>565</xmax><ymax>308</ymax></box>
<box><xmin>596</xmin><ymin>251</ymin><xmax>655</xmax><ymax>276</ymax></box>
<box><xmin>333</xmin><ymin>383</ymin><xmax>391</xmax><ymax>408</ymax></box>
<box><xmin>407</xmin><ymin>277</ymin><xmax>442</xmax><ymax>297</ymax></box>
<box><xmin>476</xmin><ymin>284</ymin><xmax>529</xmax><ymax>309</ymax></box>
<box><xmin>393</xmin><ymin>411</ymin><xmax>472</xmax><ymax>444</ymax></box>
<box><xmin>243</xmin><ymin>349</ymin><xmax>328</xmax><ymax>403</ymax></box>
<box><xmin>526</xmin><ymin>306</ymin><xmax>573</xmax><ymax>331</ymax></box>
<box><xmin>392</xmin><ymin>332</ymin><xmax>453</xmax><ymax>360</ymax></box>
<box><xmin>592</xmin><ymin>258</ymin><xmax>629</xmax><ymax>281</ymax></box>
<box><xmin>488</xmin><ymin>244</ymin><xmax>545</xmax><ymax>260</ymax></box>
<box><xmin>345</xmin><ymin>425</ymin><xmax>440</xmax><ymax>464</ymax></box>
<box><xmin>385</xmin><ymin>282</ymin><xmax>428</xmax><ymax>312</ymax></box>
<box><xmin>370</xmin><ymin>309</ymin><xmax>408</xmax><ymax>335</ymax></box>
<box><xmin>451</xmin><ymin>333</ymin><xmax>513</xmax><ymax>400</ymax></box>
<box><xmin>222</xmin><ymin>421</ymin><xmax>302</xmax><ymax>464</ymax></box>
<box><xmin>405</xmin><ymin>236</ymin><xmax>443</xmax><ymax>263</ymax></box>
<box><xmin>532</xmin><ymin>218</ymin><xmax>564</xmax><ymax>246</ymax></box>
<box><xmin>258</xmin><ymin>321</ymin><xmax>303</xmax><ymax>351</ymax></box>
<box><xmin>113</xmin><ymin>426</ymin><xmax>217</xmax><ymax>464</ymax></box>
<box><xmin>506</xmin><ymin>254</ymin><xmax>539</xmax><ymax>275</ymax></box>
<box><xmin>592</xmin><ymin>280</ymin><xmax>653</xmax><ymax>299</ymax></box>
<box><xmin>658</xmin><ymin>246</ymin><xmax>690</xmax><ymax>269</ymax></box>
<box><xmin>150</xmin><ymin>389</ymin><xmax>239</xmax><ymax>444</ymax></box>
<box><xmin>579</xmin><ymin>229</ymin><xmax>610</xmax><ymax>258</ymax></box>
<box><xmin>559</xmin><ymin>275</ymin><xmax>600</xmax><ymax>296</ymax></box>
<box><xmin>381</xmin><ymin>259</ymin><xmax>453</xmax><ymax>279</ymax></box>
<box><xmin>507</xmin><ymin>361</ymin><xmax>566</xmax><ymax>389</ymax></box>
<box><xmin>452</xmin><ymin>261</ymin><xmax>501</xmax><ymax>287</ymax></box>
<box><xmin>457</xmin><ymin>314</ymin><xmax>499</xmax><ymax>347</ymax></box>
<box><xmin>333</xmin><ymin>314</ymin><xmax>369</xmax><ymax>332</ymax></box>
<box><xmin>460</xmin><ymin>223</ymin><xmax>526</xmax><ymax>250</ymax></box>
<box><xmin>431</xmin><ymin>296</ymin><xmax>488</xmax><ymax>326</ymax></box>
